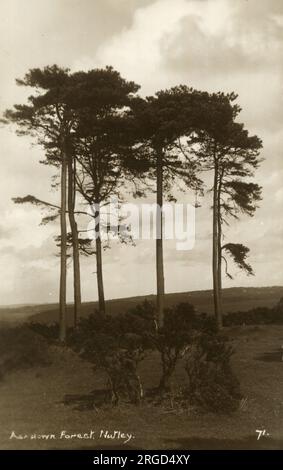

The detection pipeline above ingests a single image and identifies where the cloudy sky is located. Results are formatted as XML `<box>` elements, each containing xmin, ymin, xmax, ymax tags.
<box><xmin>0</xmin><ymin>0</ymin><xmax>282</xmax><ymax>305</ymax></box>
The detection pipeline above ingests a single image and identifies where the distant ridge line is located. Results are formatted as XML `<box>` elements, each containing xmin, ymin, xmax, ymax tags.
<box><xmin>1</xmin><ymin>285</ymin><xmax>283</xmax><ymax>309</ymax></box>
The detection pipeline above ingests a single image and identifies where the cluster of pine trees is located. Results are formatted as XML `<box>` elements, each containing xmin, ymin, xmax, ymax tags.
<box><xmin>3</xmin><ymin>65</ymin><xmax>262</xmax><ymax>340</ymax></box>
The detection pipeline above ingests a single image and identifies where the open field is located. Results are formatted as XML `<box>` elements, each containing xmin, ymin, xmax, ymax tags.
<box><xmin>0</xmin><ymin>320</ymin><xmax>283</xmax><ymax>449</ymax></box>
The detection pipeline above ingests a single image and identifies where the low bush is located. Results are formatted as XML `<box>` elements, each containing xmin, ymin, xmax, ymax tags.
<box><xmin>184</xmin><ymin>332</ymin><xmax>242</xmax><ymax>413</ymax></box>
<box><xmin>0</xmin><ymin>325</ymin><xmax>51</xmax><ymax>380</ymax></box>
<box><xmin>153</xmin><ymin>303</ymin><xmax>217</xmax><ymax>393</ymax></box>
<box><xmin>28</xmin><ymin>321</ymin><xmax>60</xmax><ymax>341</ymax></box>
<box><xmin>69</xmin><ymin>304</ymin><xmax>155</xmax><ymax>405</ymax></box>
<box><xmin>154</xmin><ymin>303</ymin><xmax>198</xmax><ymax>392</ymax></box>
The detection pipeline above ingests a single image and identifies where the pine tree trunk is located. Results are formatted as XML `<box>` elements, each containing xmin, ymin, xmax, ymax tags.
<box><xmin>59</xmin><ymin>146</ymin><xmax>67</xmax><ymax>343</ymax></box>
<box><xmin>158</xmin><ymin>361</ymin><xmax>175</xmax><ymax>393</ymax></box>
<box><xmin>212</xmin><ymin>163</ymin><xmax>222</xmax><ymax>330</ymax></box>
<box><xmin>156</xmin><ymin>147</ymin><xmax>165</xmax><ymax>328</ymax></box>
<box><xmin>217</xmin><ymin>185</ymin><xmax>223</xmax><ymax>325</ymax></box>
<box><xmin>67</xmin><ymin>157</ymin><xmax>81</xmax><ymax>328</ymax></box>
<box><xmin>218</xmin><ymin>234</ymin><xmax>223</xmax><ymax>321</ymax></box>
<box><xmin>95</xmin><ymin>205</ymin><xmax>106</xmax><ymax>315</ymax></box>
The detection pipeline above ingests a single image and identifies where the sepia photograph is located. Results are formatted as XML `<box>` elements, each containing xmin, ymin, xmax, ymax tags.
<box><xmin>0</xmin><ymin>0</ymin><xmax>282</xmax><ymax>461</ymax></box>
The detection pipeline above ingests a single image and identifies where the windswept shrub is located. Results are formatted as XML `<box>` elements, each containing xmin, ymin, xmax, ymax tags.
<box><xmin>184</xmin><ymin>332</ymin><xmax>241</xmax><ymax>413</ymax></box>
<box><xmin>127</xmin><ymin>299</ymin><xmax>157</xmax><ymax>324</ymax></box>
<box><xmin>154</xmin><ymin>303</ymin><xmax>201</xmax><ymax>392</ymax></box>
<box><xmin>0</xmin><ymin>325</ymin><xmax>51</xmax><ymax>380</ymax></box>
<box><xmin>70</xmin><ymin>304</ymin><xmax>154</xmax><ymax>405</ymax></box>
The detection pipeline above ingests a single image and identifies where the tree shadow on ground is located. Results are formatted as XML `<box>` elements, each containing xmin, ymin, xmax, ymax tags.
<box><xmin>62</xmin><ymin>386</ymin><xmax>166</xmax><ymax>411</ymax></box>
<box><xmin>256</xmin><ymin>348</ymin><xmax>282</xmax><ymax>362</ymax></box>
<box><xmin>62</xmin><ymin>389</ymin><xmax>111</xmax><ymax>411</ymax></box>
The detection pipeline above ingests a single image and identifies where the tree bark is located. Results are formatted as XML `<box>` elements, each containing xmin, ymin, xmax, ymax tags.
<box><xmin>158</xmin><ymin>359</ymin><xmax>175</xmax><ymax>393</ymax></box>
<box><xmin>67</xmin><ymin>156</ymin><xmax>82</xmax><ymax>328</ymax></box>
<box><xmin>95</xmin><ymin>205</ymin><xmax>106</xmax><ymax>315</ymax></box>
<box><xmin>217</xmin><ymin>175</ymin><xmax>224</xmax><ymax>326</ymax></box>
<box><xmin>59</xmin><ymin>145</ymin><xmax>68</xmax><ymax>343</ymax></box>
<box><xmin>217</xmin><ymin>223</ymin><xmax>223</xmax><ymax>322</ymax></box>
<box><xmin>156</xmin><ymin>147</ymin><xmax>165</xmax><ymax>328</ymax></box>
<box><xmin>212</xmin><ymin>161</ymin><xmax>222</xmax><ymax>330</ymax></box>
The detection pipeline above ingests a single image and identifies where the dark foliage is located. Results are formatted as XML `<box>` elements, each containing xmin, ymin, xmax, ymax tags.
<box><xmin>69</xmin><ymin>304</ymin><xmax>155</xmax><ymax>405</ymax></box>
<box><xmin>184</xmin><ymin>333</ymin><xmax>242</xmax><ymax>413</ymax></box>
<box><xmin>28</xmin><ymin>321</ymin><xmax>61</xmax><ymax>341</ymax></box>
<box><xmin>0</xmin><ymin>326</ymin><xmax>51</xmax><ymax>380</ymax></box>
<box><xmin>154</xmin><ymin>303</ymin><xmax>198</xmax><ymax>392</ymax></box>
<box><xmin>223</xmin><ymin>299</ymin><xmax>283</xmax><ymax>326</ymax></box>
<box><xmin>222</xmin><ymin>243</ymin><xmax>254</xmax><ymax>279</ymax></box>
<box><xmin>154</xmin><ymin>303</ymin><xmax>217</xmax><ymax>393</ymax></box>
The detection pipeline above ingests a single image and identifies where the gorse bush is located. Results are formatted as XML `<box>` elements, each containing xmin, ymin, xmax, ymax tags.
<box><xmin>69</xmin><ymin>304</ymin><xmax>155</xmax><ymax>405</ymax></box>
<box><xmin>184</xmin><ymin>332</ymin><xmax>241</xmax><ymax>413</ymax></box>
<box><xmin>126</xmin><ymin>299</ymin><xmax>157</xmax><ymax>323</ymax></box>
<box><xmin>155</xmin><ymin>303</ymin><xmax>198</xmax><ymax>392</ymax></box>
<box><xmin>28</xmin><ymin>321</ymin><xmax>60</xmax><ymax>341</ymax></box>
<box><xmin>0</xmin><ymin>325</ymin><xmax>51</xmax><ymax>380</ymax></box>
<box><xmin>154</xmin><ymin>303</ymin><xmax>218</xmax><ymax>392</ymax></box>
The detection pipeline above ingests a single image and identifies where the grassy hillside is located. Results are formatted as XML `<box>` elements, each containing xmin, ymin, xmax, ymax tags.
<box><xmin>1</xmin><ymin>286</ymin><xmax>282</xmax><ymax>325</ymax></box>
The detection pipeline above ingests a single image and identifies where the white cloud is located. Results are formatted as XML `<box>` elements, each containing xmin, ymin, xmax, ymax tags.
<box><xmin>74</xmin><ymin>0</ymin><xmax>195</xmax><ymax>93</ymax></box>
<box><xmin>1</xmin><ymin>0</ymin><xmax>283</xmax><ymax>304</ymax></box>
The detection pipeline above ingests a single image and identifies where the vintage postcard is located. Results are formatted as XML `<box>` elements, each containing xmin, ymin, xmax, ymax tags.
<box><xmin>0</xmin><ymin>0</ymin><xmax>282</xmax><ymax>462</ymax></box>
